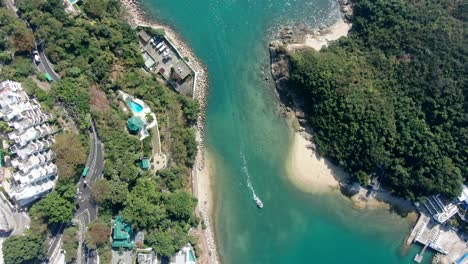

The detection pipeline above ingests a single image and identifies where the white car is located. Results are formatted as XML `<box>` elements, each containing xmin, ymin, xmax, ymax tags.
<box><xmin>33</xmin><ymin>50</ymin><xmax>41</xmax><ymax>63</ymax></box>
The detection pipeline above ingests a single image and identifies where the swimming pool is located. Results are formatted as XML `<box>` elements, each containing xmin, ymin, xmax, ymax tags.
<box><xmin>69</xmin><ymin>0</ymin><xmax>78</xmax><ymax>4</ymax></box>
<box><xmin>128</xmin><ymin>101</ymin><xmax>144</xmax><ymax>113</ymax></box>
<box><xmin>188</xmin><ymin>249</ymin><xmax>196</xmax><ymax>262</ymax></box>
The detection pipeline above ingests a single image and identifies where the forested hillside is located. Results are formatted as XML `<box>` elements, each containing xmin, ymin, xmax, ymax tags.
<box><xmin>0</xmin><ymin>0</ymin><xmax>200</xmax><ymax>262</ymax></box>
<box><xmin>289</xmin><ymin>0</ymin><xmax>467</xmax><ymax>200</ymax></box>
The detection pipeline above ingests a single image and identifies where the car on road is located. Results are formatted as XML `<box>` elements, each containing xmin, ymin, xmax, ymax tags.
<box><xmin>32</xmin><ymin>50</ymin><xmax>40</xmax><ymax>63</ymax></box>
<box><xmin>44</xmin><ymin>73</ymin><xmax>53</xmax><ymax>82</ymax></box>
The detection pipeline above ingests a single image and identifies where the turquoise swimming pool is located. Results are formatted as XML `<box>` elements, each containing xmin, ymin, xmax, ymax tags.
<box><xmin>128</xmin><ymin>101</ymin><xmax>143</xmax><ymax>113</ymax></box>
<box><xmin>188</xmin><ymin>249</ymin><xmax>196</xmax><ymax>262</ymax></box>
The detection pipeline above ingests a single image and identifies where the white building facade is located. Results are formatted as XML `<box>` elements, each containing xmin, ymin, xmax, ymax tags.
<box><xmin>0</xmin><ymin>80</ymin><xmax>58</xmax><ymax>206</ymax></box>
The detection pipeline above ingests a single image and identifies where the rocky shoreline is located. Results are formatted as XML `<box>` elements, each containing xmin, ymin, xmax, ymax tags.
<box><xmin>268</xmin><ymin>1</ymin><xmax>417</xmax><ymax>215</ymax></box>
<box><xmin>119</xmin><ymin>0</ymin><xmax>219</xmax><ymax>263</ymax></box>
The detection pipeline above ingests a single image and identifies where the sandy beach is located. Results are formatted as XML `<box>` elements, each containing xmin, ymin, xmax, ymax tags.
<box><xmin>286</xmin><ymin>131</ymin><xmax>348</xmax><ymax>194</ymax></box>
<box><xmin>193</xmin><ymin>150</ymin><xmax>219</xmax><ymax>264</ymax></box>
<box><xmin>287</xmin><ymin>18</ymin><xmax>352</xmax><ymax>51</ymax></box>
<box><xmin>283</xmin><ymin>12</ymin><xmax>416</xmax><ymax>213</ymax></box>
<box><xmin>284</xmin><ymin>13</ymin><xmax>352</xmax><ymax>196</ymax></box>
<box><xmin>286</xmin><ymin>129</ymin><xmax>415</xmax><ymax>212</ymax></box>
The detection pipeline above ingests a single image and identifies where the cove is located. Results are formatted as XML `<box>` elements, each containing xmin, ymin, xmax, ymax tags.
<box><xmin>140</xmin><ymin>0</ymin><xmax>429</xmax><ymax>263</ymax></box>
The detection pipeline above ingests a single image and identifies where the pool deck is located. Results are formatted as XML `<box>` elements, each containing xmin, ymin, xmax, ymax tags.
<box><xmin>119</xmin><ymin>91</ymin><xmax>157</xmax><ymax>141</ymax></box>
<box><xmin>119</xmin><ymin>91</ymin><xmax>167</xmax><ymax>172</ymax></box>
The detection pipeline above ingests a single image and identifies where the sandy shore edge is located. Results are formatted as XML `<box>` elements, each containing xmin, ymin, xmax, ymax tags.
<box><xmin>118</xmin><ymin>1</ymin><xmax>219</xmax><ymax>263</ymax></box>
<box><xmin>287</xmin><ymin>18</ymin><xmax>352</xmax><ymax>51</ymax></box>
<box><xmin>283</xmin><ymin>12</ymin><xmax>415</xmax><ymax>213</ymax></box>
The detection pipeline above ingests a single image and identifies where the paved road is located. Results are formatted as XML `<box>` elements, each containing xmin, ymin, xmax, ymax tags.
<box><xmin>48</xmin><ymin>120</ymin><xmax>104</xmax><ymax>264</ymax></box>
<box><xmin>36</xmin><ymin>42</ymin><xmax>61</xmax><ymax>81</ymax></box>
<box><xmin>75</xmin><ymin>120</ymin><xmax>104</xmax><ymax>264</ymax></box>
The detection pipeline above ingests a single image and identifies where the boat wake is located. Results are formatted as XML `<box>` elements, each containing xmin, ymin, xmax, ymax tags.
<box><xmin>240</xmin><ymin>152</ymin><xmax>263</xmax><ymax>208</ymax></box>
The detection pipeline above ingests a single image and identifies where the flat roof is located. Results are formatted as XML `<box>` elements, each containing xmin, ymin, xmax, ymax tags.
<box><xmin>141</xmin><ymin>158</ymin><xmax>150</xmax><ymax>170</ymax></box>
<box><xmin>173</xmin><ymin>60</ymin><xmax>192</xmax><ymax>80</ymax></box>
<box><xmin>138</xmin><ymin>30</ymin><xmax>151</xmax><ymax>43</ymax></box>
<box><xmin>142</xmin><ymin>52</ymin><xmax>156</xmax><ymax>69</ymax></box>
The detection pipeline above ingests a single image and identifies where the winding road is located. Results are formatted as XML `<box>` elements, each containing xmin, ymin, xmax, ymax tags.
<box><xmin>48</xmin><ymin>119</ymin><xmax>104</xmax><ymax>264</ymax></box>
<box><xmin>36</xmin><ymin>42</ymin><xmax>61</xmax><ymax>81</ymax></box>
<box><xmin>75</xmin><ymin>119</ymin><xmax>104</xmax><ymax>264</ymax></box>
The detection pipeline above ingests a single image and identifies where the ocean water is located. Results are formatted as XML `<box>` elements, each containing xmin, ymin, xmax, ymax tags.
<box><xmin>140</xmin><ymin>0</ymin><xmax>431</xmax><ymax>263</ymax></box>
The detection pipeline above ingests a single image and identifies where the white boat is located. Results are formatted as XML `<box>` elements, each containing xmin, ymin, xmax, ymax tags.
<box><xmin>253</xmin><ymin>195</ymin><xmax>263</xmax><ymax>208</ymax></box>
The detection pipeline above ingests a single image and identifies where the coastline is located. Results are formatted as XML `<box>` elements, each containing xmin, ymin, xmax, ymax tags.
<box><xmin>270</xmin><ymin>4</ymin><xmax>416</xmax><ymax>214</ymax></box>
<box><xmin>286</xmin><ymin>130</ymin><xmax>347</xmax><ymax>194</ymax></box>
<box><xmin>119</xmin><ymin>1</ymin><xmax>219</xmax><ymax>263</ymax></box>
<box><xmin>287</xmin><ymin>18</ymin><xmax>351</xmax><ymax>51</ymax></box>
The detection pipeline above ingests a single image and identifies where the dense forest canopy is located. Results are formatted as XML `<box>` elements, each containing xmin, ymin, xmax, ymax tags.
<box><xmin>289</xmin><ymin>0</ymin><xmax>467</xmax><ymax>200</ymax></box>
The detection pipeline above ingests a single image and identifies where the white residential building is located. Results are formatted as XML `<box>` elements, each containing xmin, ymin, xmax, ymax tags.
<box><xmin>0</xmin><ymin>80</ymin><xmax>58</xmax><ymax>206</ymax></box>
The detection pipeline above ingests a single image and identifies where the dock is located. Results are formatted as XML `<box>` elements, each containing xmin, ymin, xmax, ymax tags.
<box><xmin>407</xmin><ymin>212</ymin><xmax>467</xmax><ymax>263</ymax></box>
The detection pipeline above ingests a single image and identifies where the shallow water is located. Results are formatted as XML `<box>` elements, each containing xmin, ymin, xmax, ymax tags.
<box><xmin>141</xmin><ymin>0</ymin><xmax>431</xmax><ymax>263</ymax></box>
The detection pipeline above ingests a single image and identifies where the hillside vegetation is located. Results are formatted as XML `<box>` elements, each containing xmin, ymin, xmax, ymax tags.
<box><xmin>289</xmin><ymin>0</ymin><xmax>467</xmax><ymax>200</ymax></box>
<box><xmin>0</xmin><ymin>0</ymin><xmax>200</xmax><ymax>262</ymax></box>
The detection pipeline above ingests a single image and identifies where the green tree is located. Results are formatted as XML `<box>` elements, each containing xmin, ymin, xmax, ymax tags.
<box><xmin>3</xmin><ymin>233</ymin><xmax>47</xmax><ymax>264</ymax></box>
<box><xmin>85</xmin><ymin>220</ymin><xmax>111</xmax><ymax>250</ymax></box>
<box><xmin>165</xmin><ymin>191</ymin><xmax>196</xmax><ymax>222</ymax></box>
<box><xmin>91</xmin><ymin>179</ymin><xmax>128</xmax><ymax>207</ymax></box>
<box><xmin>83</xmin><ymin>0</ymin><xmax>110</xmax><ymax>18</ymax></box>
<box><xmin>180</xmin><ymin>96</ymin><xmax>199</xmax><ymax>125</ymax></box>
<box><xmin>121</xmin><ymin>178</ymin><xmax>166</xmax><ymax>230</ymax></box>
<box><xmin>0</xmin><ymin>121</ymin><xmax>12</xmax><ymax>133</ymax></box>
<box><xmin>29</xmin><ymin>192</ymin><xmax>74</xmax><ymax>226</ymax></box>
<box><xmin>288</xmin><ymin>0</ymin><xmax>467</xmax><ymax>199</ymax></box>
<box><xmin>62</xmin><ymin>227</ymin><xmax>79</xmax><ymax>263</ymax></box>
<box><xmin>52</xmin><ymin>133</ymin><xmax>87</xmax><ymax>181</ymax></box>
<box><xmin>52</xmin><ymin>78</ymin><xmax>90</xmax><ymax>127</ymax></box>
<box><xmin>145</xmin><ymin>226</ymin><xmax>191</xmax><ymax>257</ymax></box>
<box><xmin>157</xmin><ymin>166</ymin><xmax>185</xmax><ymax>191</ymax></box>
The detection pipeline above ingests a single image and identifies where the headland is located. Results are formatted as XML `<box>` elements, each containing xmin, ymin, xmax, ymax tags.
<box><xmin>269</xmin><ymin>0</ymin><xmax>415</xmax><ymax>214</ymax></box>
<box><xmin>119</xmin><ymin>1</ymin><xmax>219</xmax><ymax>263</ymax></box>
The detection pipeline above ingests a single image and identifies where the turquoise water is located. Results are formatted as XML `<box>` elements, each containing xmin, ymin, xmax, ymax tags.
<box><xmin>141</xmin><ymin>0</ymin><xmax>431</xmax><ymax>263</ymax></box>
<box><xmin>189</xmin><ymin>249</ymin><xmax>196</xmax><ymax>262</ymax></box>
<box><xmin>128</xmin><ymin>101</ymin><xmax>143</xmax><ymax>113</ymax></box>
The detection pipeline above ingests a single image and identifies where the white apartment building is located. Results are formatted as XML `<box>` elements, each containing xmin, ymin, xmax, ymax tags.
<box><xmin>0</xmin><ymin>80</ymin><xmax>58</xmax><ymax>206</ymax></box>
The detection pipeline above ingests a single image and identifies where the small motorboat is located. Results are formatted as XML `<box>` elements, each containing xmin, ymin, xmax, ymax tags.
<box><xmin>253</xmin><ymin>195</ymin><xmax>263</xmax><ymax>208</ymax></box>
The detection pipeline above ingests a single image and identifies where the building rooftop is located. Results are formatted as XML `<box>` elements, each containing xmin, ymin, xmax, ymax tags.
<box><xmin>173</xmin><ymin>60</ymin><xmax>192</xmax><ymax>81</ymax></box>
<box><xmin>138</xmin><ymin>30</ymin><xmax>152</xmax><ymax>44</ymax></box>
<box><xmin>112</xmin><ymin>216</ymin><xmax>135</xmax><ymax>249</ymax></box>
<box><xmin>140</xmin><ymin>158</ymin><xmax>150</xmax><ymax>170</ymax></box>
<box><xmin>0</xmin><ymin>80</ymin><xmax>58</xmax><ymax>207</ymax></box>
<box><xmin>127</xmin><ymin>116</ymin><xmax>145</xmax><ymax>133</ymax></box>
